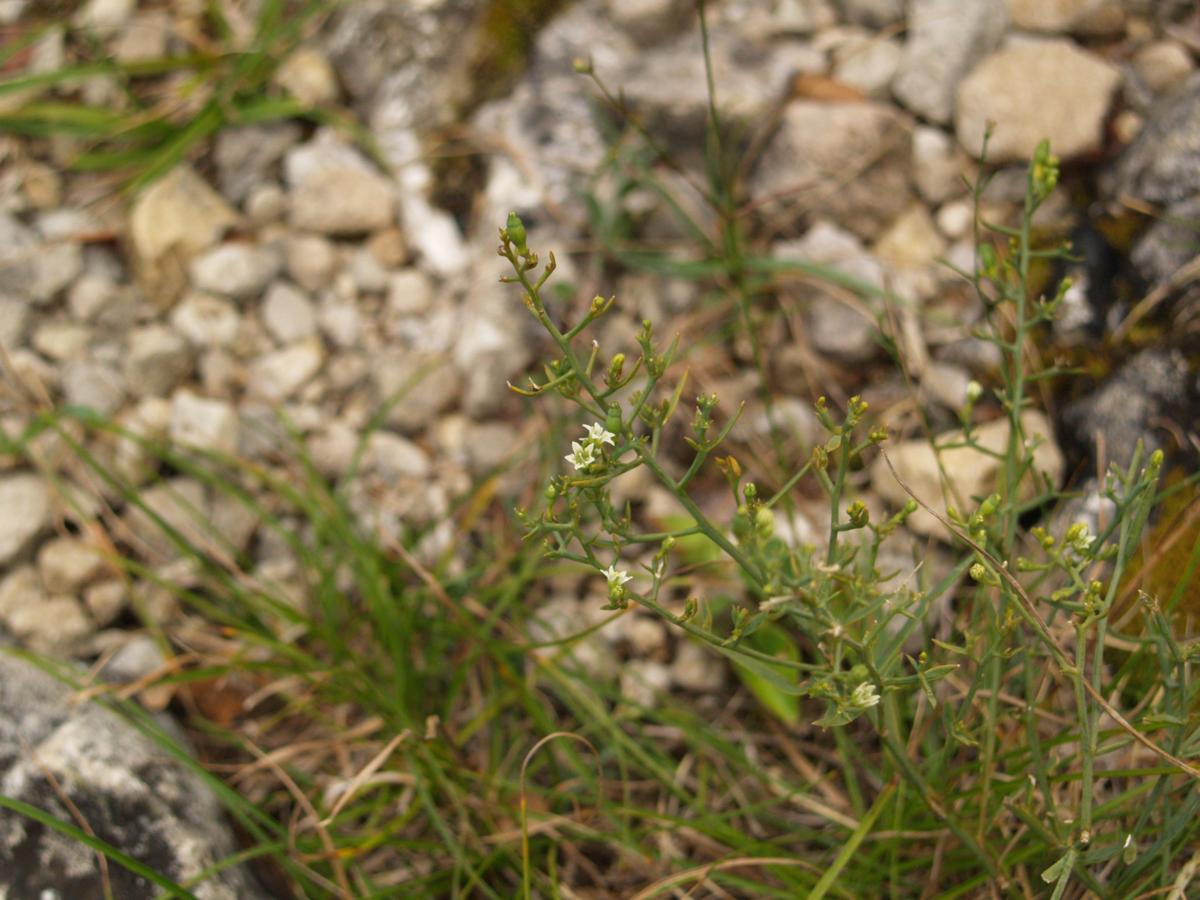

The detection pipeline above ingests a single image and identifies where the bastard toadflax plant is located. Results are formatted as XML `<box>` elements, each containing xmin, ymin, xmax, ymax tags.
<box><xmin>498</xmin><ymin>134</ymin><xmax>1200</xmax><ymax>896</ymax></box>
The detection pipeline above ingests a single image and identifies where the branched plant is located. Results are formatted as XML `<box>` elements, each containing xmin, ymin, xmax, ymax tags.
<box><xmin>499</xmin><ymin>131</ymin><xmax>1200</xmax><ymax>894</ymax></box>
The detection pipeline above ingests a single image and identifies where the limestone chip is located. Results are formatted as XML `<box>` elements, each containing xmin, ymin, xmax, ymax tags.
<box><xmin>956</xmin><ymin>40</ymin><xmax>1121</xmax><ymax>162</ymax></box>
<box><xmin>870</xmin><ymin>411</ymin><xmax>1064</xmax><ymax>540</ymax></box>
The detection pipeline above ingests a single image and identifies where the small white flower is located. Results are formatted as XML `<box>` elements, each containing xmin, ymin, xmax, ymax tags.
<box><xmin>564</xmin><ymin>440</ymin><xmax>596</xmax><ymax>471</ymax></box>
<box><xmin>602</xmin><ymin>563</ymin><xmax>631</xmax><ymax>587</ymax></box>
<box><xmin>583</xmin><ymin>422</ymin><xmax>616</xmax><ymax>446</ymax></box>
<box><xmin>850</xmin><ymin>681</ymin><xmax>880</xmax><ymax>709</ymax></box>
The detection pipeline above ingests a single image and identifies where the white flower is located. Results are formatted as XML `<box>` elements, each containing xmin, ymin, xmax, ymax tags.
<box><xmin>564</xmin><ymin>440</ymin><xmax>596</xmax><ymax>471</ymax></box>
<box><xmin>583</xmin><ymin>422</ymin><xmax>616</xmax><ymax>446</ymax></box>
<box><xmin>850</xmin><ymin>681</ymin><xmax>880</xmax><ymax>709</ymax></box>
<box><xmin>602</xmin><ymin>563</ymin><xmax>631</xmax><ymax>587</ymax></box>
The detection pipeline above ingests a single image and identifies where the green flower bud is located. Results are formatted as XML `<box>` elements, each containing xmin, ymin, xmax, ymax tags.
<box><xmin>505</xmin><ymin>211</ymin><xmax>527</xmax><ymax>253</ymax></box>
<box><xmin>606</xmin><ymin>353</ymin><xmax>625</xmax><ymax>385</ymax></box>
<box><xmin>604</xmin><ymin>405</ymin><xmax>623</xmax><ymax>437</ymax></box>
<box><xmin>755</xmin><ymin>506</ymin><xmax>775</xmax><ymax>539</ymax></box>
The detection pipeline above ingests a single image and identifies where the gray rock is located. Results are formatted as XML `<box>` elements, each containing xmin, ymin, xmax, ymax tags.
<box><xmin>1131</xmin><ymin>40</ymin><xmax>1195</xmax><ymax>96</ymax></box>
<box><xmin>0</xmin><ymin>654</ymin><xmax>267</xmax><ymax>898</ymax></box>
<box><xmin>0</xmin><ymin>213</ymin><xmax>81</xmax><ymax>304</ymax></box>
<box><xmin>30</xmin><ymin>241</ymin><xmax>84</xmax><ymax>304</ymax></box>
<box><xmin>1104</xmin><ymin>73</ymin><xmax>1200</xmax><ymax>286</ymax></box>
<box><xmin>170</xmin><ymin>390</ymin><xmax>239</xmax><ymax>454</ymax></box>
<box><xmin>4</xmin><ymin>594</ymin><xmax>93</xmax><ymax>657</ymax></box>
<box><xmin>892</xmin><ymin>0</ymin><xmax>1007</xmax><ymax>124</ymax></box>
<box><xmin>170</xmin><ymin>292</ymin><xmax>242</xmax><ymax>348</ymax></box>
<box><xmin>188</xmin><ymin>242</ymin><xmax>281</xmax><ymax>300</ymax></box>
<box><xmin>366</xmin><ymin>431</ymin><xmax>431</xmax><ymax>480</ymax></box>
<box><xmin>317</xmin><ymin>298</ymin><xmax>362</xmax><ymax>349</ymax></box>
<box><xmin>620</xmin><ymin>658</ymin><xmax>672</xmax><ymax>707</ymax></box>
<box><xmin>386</xmin><ymin>267</ymin><xmax>434</xmax><ymax>316</ymax></box>
<box><xmin>831</xmin><ymin>31</ymin><xmax>902</xmax><ymax>99</ymax></box>
<box><xmin>123</xmin><ymin>477</ymin><xmax>209</xmax><ymax>563</ymax></box>
<box><xmin>325</xmin><ymin>0</ymin><xmax>477</xmax><ymax>121</ymax></box>
<box><xmin>454</xmin><ymin>290</ymin><xmax>532</xmax><ymax>416</ymax></box>
<box><xmin>775</xmin><ymin>220</ymin><xmax>887</xmax><ymax>290</ymax></box>
<box><xmin>810</xmin><ymin>295</ymin><xmax>879</xmax><ymax>361</ymax></box>
<box><xmin>750</xmin><ymin>102</ymin><xmax>913</xmax><ymax>240</ymax></box>
<box><xmin>62</xmin><ymin>360</ymin><xmax>126</xmax><ymax>416</ymax></box>
<box><xmin>956</xmin><ymin>39</ymin><xmax>1122</xmax><ymax>163</ymax></box>
<box><xmin>671</xmin><ymin>640</ymin><xmax>726</xmax><ymax>692</ymax></box>
<box><xmin>1130</xmin><ymin>194</ymin><xmax>1200</xmax><ymax>288</ymax></box>
<box><xmin>348</xmin><ymin>246</ymin><xmax>390</xmax><ymax>293</ymax></box>
<box><xmin>372</xmin><ymin>351</ymin><xmax>462</xmax><ymax>434</ymax></box>
<box><xmin>529</xmin><ymin>596</ymin><xmax>618</xmax><ymax>680</ymax></box>
<box><xmin>912</xmin><ymin>125</ymin><xmax>966</xmax><ymax>204</ymax></box>
<box><xmin>290</xmin><ymin>166</ymin><xmax>396</xmax><ymax>236</ymax></box>
<box><xmin>124</xmin><ymin>325</ymin><xmax>193</xmax><ymax>398</ymax></box>
<box><xmin>103</xmin><ymin>398</ymin><xmax>170</xmax><ymax>488</ymax></box>
<box><xmin>247</xmin><ymin>338</ymin><xmax>325</xmax><ymax>402</ymax></box>
<box><xmin>400</xmin><ymin>193</ymin><xmax>470</xmax><ymax>276</ymax></box>
<box><xmin>214</xmin><ymin>122</ymin><xmax>301</xmax><ymax>204</ymax></box>
<box><xmin>1063</xmin><ymin>349</ymin><xmax>1190</xmax><ymax>467</ymax></box>
<box><xmin>261</xmin><ymin>281</ymin><xmax>317</xmax><ymax>343</ymax></box>
<box><xmin>620</xmin><ymin>27</ymin><xmax>792</xmax><ymax>150</ymax></box>
<box><xmin>66</xmin><ymin>272</ymin><xmax>117</xmax><ymax>321</ymax></box>
<box><xmin>0</xmin><ymin>473</ymin><xmax>50</xmax><ymax>564</ymax></box>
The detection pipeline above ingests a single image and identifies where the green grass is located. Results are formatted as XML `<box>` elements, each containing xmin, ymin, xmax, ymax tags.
<box><xmin>2</xmin><ymin>2</ymin><xmax>1200</xmax><ymax>898</ymax></box>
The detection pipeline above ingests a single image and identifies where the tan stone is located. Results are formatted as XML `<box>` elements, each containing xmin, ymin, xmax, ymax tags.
<box><xmin>871</xmin><ymin>411</ymin><xmax>1065</xmax><ymax>540</ymax></box>
<box><xmin>956</xmin><ymin>40</ymin><xmax>1121</xmax><ymax>162</ymax></box>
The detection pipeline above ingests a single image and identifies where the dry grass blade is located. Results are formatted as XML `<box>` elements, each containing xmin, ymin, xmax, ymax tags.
<box><xmin>241</xmin><ymin>735</ymin><xmax>353</xmax><ymax>898</ymax></box>
<box><xmin>319</xmin><ymin>729</ymin><xmax>413</xmax><ymax>827</ymax></box>
<box><xmin>629</xmin><ymin>856</ymin><xmax>822</xmax><ymax>900</ymax></box>
<box><xmin>519</xmin><ymin>731</ymin><xmax>602</xmax><ymax>900</ymax></box>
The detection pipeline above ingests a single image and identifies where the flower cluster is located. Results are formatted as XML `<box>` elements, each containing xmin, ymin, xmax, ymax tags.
<box><xmin>563</xmin><ymin>422</ymin><xmax>616</xmax><ymax>471</ymax></box>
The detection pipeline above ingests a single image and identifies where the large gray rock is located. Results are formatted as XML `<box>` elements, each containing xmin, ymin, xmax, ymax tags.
<box><xmin>1063</xmin><ymin>349</ymin><xmax>1190</xmax><ymax>467</ymax></box>
<box><xmin>892</xmin><ymin>0</ymin><xmax>1007</xmax><ymax>124</ymax></box>
<box><xmin>1104</xmin><ymin>73</ymin><xmax>1200</xmax><ymax>286</ymax></box>
<box><xmin>0</xmin><ymin>653</ymin><xmax>266</xmax><ymax>898</ymax></box>
<box><xmin>750</xmin><ymin>101</ymin><xmax>913</xmax><ymax>240</ymax></box>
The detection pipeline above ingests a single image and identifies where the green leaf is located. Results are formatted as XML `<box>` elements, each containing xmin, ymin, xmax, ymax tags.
<box><xmin>728</xmin><ymin>623</ymin><xmax>801</xmax><ymax>725</ymax></box>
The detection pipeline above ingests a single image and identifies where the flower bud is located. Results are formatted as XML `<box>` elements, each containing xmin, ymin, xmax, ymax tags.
<box><xmin>505</xmin><ymin>211</ymin><xmax>527</xmax><ymax>253</ymax></box>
